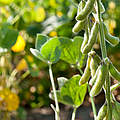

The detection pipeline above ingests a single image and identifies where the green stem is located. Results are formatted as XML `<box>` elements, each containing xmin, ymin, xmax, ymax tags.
<box><xmin>71</xmin><ymin>107</ymin><xmax>77</xmax><ymax>120</ymax></box>
<box><xmin>88</xmin><ymin>85</ymin><xmax>97</xmax><ymax>119</ymax></box>
<box><xmin>49</xmin><ymin>64</ymin><xmax>60</xmax><ymax>120</ymax></box>
<box><xmin>96</xmin><ymin>0</ymin><xmax>112</xmax><ymax>120</ymax></box>
<box><xmin>110</xmin><ymin>82</ymin><xmax>120</xmax><ymax>92</ymax></box>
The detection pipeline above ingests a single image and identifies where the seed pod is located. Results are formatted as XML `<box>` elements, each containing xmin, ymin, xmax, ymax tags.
<box><xmin>96</xmin><ymin>103</ymin><xmax>107</xmax><ymax>120</ymax></box>
<box><xmin>81</xmin><ymin>29</ymin><xmax>89</xmax><ymax>51</ymax></box>
<box><xmin>90</xmin><ymin>62</ymin><xmax>107</xmax><ymax>97</ymax></box>
<box><xmin>114</xmin><ymin>100</ymin><xmax>120</xmax><ymax>112</ymax></box>
<box><xmin>77</xmin><ymin>0</ymin><xmax>86</xmax><ymax>16</ymax></box>
<box><xmin>72</xmin><ymin>20</ymin><xmax>86</xmax><ymax>33</ymax></box>
<box><xmin>89</xmin><ymin>64</ymin><xmax>101</xmax><ymax>86</ymax></box>
<box><xmin>88</xmin><ymin>51</ymin><xmax>101</xmax><ymax>65</ymax></box>
<box><xmin>73</xmin><ymin>0</ymin><xmax>86</xmax><ymax>33</ymax></box>
<box><xmin>103</xmin><ymin>22</ymin><xmax>119</xmax><ymax>46</ymax></box>
<box><xmin>112</xmin><ymin>108</ymin><xmax>120</xmax><ymax>120</ymax></box>
<box><xmin>82</xmin><ymin>22</ymin><xmax>99</xmax><ymax>54</ymax></box>
<box><xmin>90</xmin><ymin>56</ymin><xmax>99</xmax><ymax>77</ymax></box>
<box><xmin>76</xmin><ymin>0</ymin><xmax>95</xmax><ymax>20</ymax></box>
<box><xmin>79</xmin><ymin>56</ymin><xmax>91</xmax><ymax>85</ymax></box>
<box><xmin>89</xmin><ymin>51</ymin><xmax>101</xmax><ymax>78</ymax></box>
<box><xmin>112</xmin><ymin>102</ymin><xmax>120</xmax><ymax>120</ymax></box>
<box><xmin>93</xmin><ymin>0</ymin><xmax>105</xmax><ymax>14</ymax></box>
<box><xmin>109</xmin><ymin>62</ymin><xmax>120</xmax><ymax>82</ymax></box>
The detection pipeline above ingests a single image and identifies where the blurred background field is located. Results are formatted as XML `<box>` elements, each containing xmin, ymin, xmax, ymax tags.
<box><xmin>0</xmin><ymin>0</ymin><xmax>120</xmax><ymax>120</ymax></box>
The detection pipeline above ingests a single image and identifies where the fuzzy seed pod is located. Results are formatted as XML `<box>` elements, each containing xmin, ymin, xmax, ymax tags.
<box><xmin>90</xmin><ymin>62</ymin><xmax>107</xmax><ymax>97</ymax></box>
<box><xmin>76</xmin><ymin>0</ymin><xmax>95</xmax><ymax>20</ymax></box>
<box><xmin>103</xmin><ymin>22</ymin><xmax>119</xmax><ymax>46</ymax></box>
<box><xmin>79</xmin><ymin>56</ymin><xmax>91</xmax><ymax>85</ymax></box>
<box><xmin>82</xmin><ymin>22</ymin><xmax>99</xmax><ymax>54</ymax></box>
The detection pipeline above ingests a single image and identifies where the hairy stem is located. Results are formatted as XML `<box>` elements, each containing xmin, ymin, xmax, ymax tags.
<box><xmin>96</xmin><ymin>0</ymin><xmax>112</xmax><ymax>120</ymax></box>
<box><xmin>49</xmin><ymin>64</ymin><xmax>60</xmax><ymax>120</ymax></box>
<box><xmin>72</xmin><ymin>107</ymin><xmax>77</xmax><ymax>120</ymax></box>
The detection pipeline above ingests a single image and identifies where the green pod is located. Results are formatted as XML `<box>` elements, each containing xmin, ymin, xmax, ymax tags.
<box><xmin>99</xmin><ymin>0</ymin><xmax>105</xmax><ymax>13</ymax></box>
<box><xmin>112</xmin><ymin>103</ymin><xmax>120</xmax><ymax>120</ymax></box>
<box><xmin>81</xmin><ymin>29</ymin><xmax>89</xmax><ymax>51</ymax></box>
<box><xmin>82</xmin><ymin>22</ymin><xmax>99</xmax><ymax>54</ymax></box>
<box><xmin>88</xmin><ymin>51</ymin><xmax>101</xmax><ymax>65</ymax></box>
<box><xmin>115</xmin><ymin>101</ymin><xmax>120</xmax><ymax>112</ymax></box>
<box><xmin>90</xmin><ymin>56</ymin><xmax>99</xmax><ymax>77</ymax></box>
<box><xmin>72</xmin><ymin>20</ymin><xmax>86</xmax><ymax>33</ymax></box>
<box><xmin>89</xmin><ymin>64</ymin><xmax>101</xmax><ymax>86</ymax></box>
<box><xmin>109</xmin><ymin>62</ymin><xmax>120</xmax><ymax>82</ymax></box>
<box><xmin>93</xmin><ymin>0</ymin><xmax>105</xmax><ymax>14</ymax></box>
<box><xmin>96</xmin><ymin>103</ymin><xmax>107</xmax><ymax>120</ymax></box>
<box><xmin>77</xmin><ymin>0</ymin><xmax>86</xmax><ymax>16</ymax></box>
<box><xmin>90</xmin><ymin>62</ymin><xmax>107</xmax><ymax>97</ymax></box>
<box><xmin>103</xmin><ymin>22</ymin><xmax>119</xmax><ymax>46</ymax></box>
<box><xmin>76</xmin><ymin>0</ymin><xmax>95</xmax><ymax>20</ymax></box>
<box><xmin>79</xmin><ymin>56</ymin><xmax>91</xmax><ymax>85</ymax></box>
<box><xmin>89</xmin><ymin>52</ymin><xmax>101</xmax><ymax>77</ymax></box>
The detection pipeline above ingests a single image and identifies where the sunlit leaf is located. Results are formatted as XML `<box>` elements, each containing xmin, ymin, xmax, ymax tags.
<box><xmin>60</xmin><ymin>36</ymin><xmax>86</xmax><ymax>67</ymax></box>
<box><xmin>61</xmin><ymin>74</ymin><xmax>87</xmax><ymax>107</ymax></box>
<box><xmin>35</xmin><ymin>34</ymin><xmax>49</xmax><ymax>50</ymax></box>
<box><xmin>40</xmin><ymin>37</ymin><xmax>62</xmax><ymax>64</ymax></box>
<box><xmin>50</xmin><ymin>74</ymin><xmax>87</xmax><ymax>107</ymax></box>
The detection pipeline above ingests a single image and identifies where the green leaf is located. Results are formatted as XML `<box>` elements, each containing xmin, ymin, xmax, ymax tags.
<box><xmin>49</xmin><ymin>90</ymin><xmax>74</xmax><ymax>106</ymax></box>
<box><xmin>30</xmin><ymin>48</ymin><xmax>48</xmax><ymax>63</ymax></box>
<box><xmin>50</xmin><ymin>75</ymin><xmax>87</xmax><ymax>107</ymax></box>
<box><xmin>60</xmin><ymin>36</ymin><xmax>86</xmax><ymax>67</ymax></box>
<box><xmin>61</xmin><ymin>74</ymin><xmax>87</xmax><ymax>107</ymax></box>
<box><xmin>57</xmin><ymin>77</ymin><xmax>68</xmax><ymax>89</ymax></box>
<box><xmin>0</xmin><ymin>28</ymin><xmax>18</xmax><ymax>49</ymax></box>
<box><xmin>40</xmin><ymin>37</ymin><xmax>62</xmax><ymax>64</ymax></box>
<box><xmin>35</xmin><ymin>34</ymin><xmax>49</xmax><ymax>50</ymax></box>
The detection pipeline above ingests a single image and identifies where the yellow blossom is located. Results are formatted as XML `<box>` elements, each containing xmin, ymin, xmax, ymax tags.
<box><xmin>57</xmin><ymin>11</ymin><xmax>63</xmax><ymax>17</ymax></box>
<box><xmin>6</xmin><ymin>92</ymin><xmax>19</xmax><ymax>111</ymax></box>
<box><xmin>0</xmin><ymin>0</ymin><xmax>13</xmax><ymax>5</ymax></box>
<box><xmin>28</xmin><ymin>0</ymin><xmax>35</xmax><ymax>9</ymax></box>
<box><xmin>109</xmin><ymin>1</ymin><xmax>116</xmax><ymax>9</ymax></box>
<box><xmin>0</xmin><ymin>88</ymin><xmax>19</xmax><ymax>111</ymax></box>
<box><xmin>27</xmin><ymin>55</ymin><xmax>34</xmax><ymax>62</ymax></box>
<box><xmin>11</xmin><ymin>35</ymin><xmax>26</xmax><ymax>52</ymax></box>
<box><xmin>1</xmin><ymin>7</ymin><xmax>10</xmax><ymax>17</ymax></box>
<box><xmin>34</xmin><ymin>7</ymin><xmax>46</xmax><ymax>22</ymax></box>
<box><xmin>109</xmin><ymin>20</ymin><xmax>116</xmax><ymax>34</ymax></box>
<box><xmin>49</xmin><ymin>31</ymin><xmax>57</xmax><ymax>37</ymax></box>
<box><xmin>49</xmin><ymin>0</ymin><xmax>58</xmax><ymax>8</ymax></box>
<box><xmin>16</xmin><ymin>59</ymin><xmax>27</xmax><ymax>71</ymax></box>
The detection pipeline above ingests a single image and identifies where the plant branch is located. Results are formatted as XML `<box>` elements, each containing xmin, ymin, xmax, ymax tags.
<box><xmin>49</xmin><ymin>64</ymin><xmax>60</xmax><ymax>120</ymax></box>
<box><xmin>96</xmin><ymin>0</ymin><xmax>112</xmax><ymax>120</ymax></box>
<box><xmin>71</xmin><ymin>107</ymin><xmax>77</xmax><ymax>120</ymax></box>
<box><xmin>88</xmin><ymin>85</ymin><xmax>97</xmax><ymax>119</ymax></box>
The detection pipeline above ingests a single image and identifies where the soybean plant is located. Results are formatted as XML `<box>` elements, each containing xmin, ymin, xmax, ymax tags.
<box><xmin>75</xmin><ymin>0</ymin><xmax>120</xmax><ymax>120</ymax></box>
<box><xmin>30</xmin><ymin>0</ymin><xmax>120</xmax><ymax>120</ymax></box>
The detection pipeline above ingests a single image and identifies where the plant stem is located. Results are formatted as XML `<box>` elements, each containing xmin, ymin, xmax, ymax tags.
<box><xmin>88</xmin><ymin>85</ymin><xmax>97</xmax><ymax>119</ymax></box>
<box><xmin>49</xmin><ymin>64</ymin><xmax>60</xmax><ymax>120</ymax></box>
<box><xmin>71</xmin><ymin>107</ymin><xmax>77</xmax><ymax>120</ymax></box>
<box><xmin>96</xmin><ymin>0</ymin><xmax>112</xmax><ymax>120</ymax></box>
